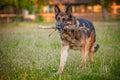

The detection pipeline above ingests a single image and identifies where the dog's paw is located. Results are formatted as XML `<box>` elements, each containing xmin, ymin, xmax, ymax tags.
<box><xmin>80</xmin><ymin>65</ymin><xmax>86</xmax><ymax>69</ymax></box>
<box><xmin>53</xmin><ymin>72</ymin><xmax>61</xmax><ymax>76</ymax></box>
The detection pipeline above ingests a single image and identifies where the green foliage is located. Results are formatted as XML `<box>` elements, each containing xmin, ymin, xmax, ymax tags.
<box><xmin>102</xmin><ymin>0</ymin><xmax>110</xmax><ymax>8</ymax></box>
<box><xmin>0</xmin><ymin>0</ymin><xmax>48</xmax><ymax>11</ymax></box>
<box><xmin>90</xmin><ymin>0</ymin><xmax>99</xmax><ymax>6</ymax></box>
<box><xmin>90</xmin><ymin>0</ymin><xmax>120</xmax><ymax>9</ymax></box>
<box><xmin>0</xmin><ymin>0</ymin><xmax>14</xmax><ymax>6</ymax></box>
<box><xmin>18</xmin><ymin>0</ymin><xmax>33</xmax><ymax>11</ymax></box>
<box><xmin>38</xmin><ymin>15</ymin><xmax>44</xmax><ymax>22</ymax></box>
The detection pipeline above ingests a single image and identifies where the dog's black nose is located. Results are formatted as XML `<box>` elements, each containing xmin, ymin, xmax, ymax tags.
<box><xmin>56</xmin><ymin>24</ymin><xmax>62</xmax><ymax>29</ymax></box>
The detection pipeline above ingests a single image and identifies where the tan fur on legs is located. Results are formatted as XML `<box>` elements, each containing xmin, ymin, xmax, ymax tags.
<box><xmin>87</xmin><ymin>32</ymin><xmax>95</xmax><ymax>62</ymax></box>
<box><xmin>56</xmin><ymin>44</ymin><xmax>69</xmax><ymax>74</ymax></box>
<box><xmin>80</xmin><ymin>45</ymin><xmax>86</xmax><ymax>68</ymax></box>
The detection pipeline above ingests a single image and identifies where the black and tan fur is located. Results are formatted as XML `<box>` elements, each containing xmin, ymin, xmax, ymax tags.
<box><xmin>55</xmin><ymin>5</ymin><xmax>99</xmax><ymax>74</ymax></box>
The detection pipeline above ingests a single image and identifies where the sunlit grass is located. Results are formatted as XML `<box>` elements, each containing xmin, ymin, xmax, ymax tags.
<box><xmin>0</xmin><ymin>22</ymin><xmax>120</xmax><ymax>80</ymax></box>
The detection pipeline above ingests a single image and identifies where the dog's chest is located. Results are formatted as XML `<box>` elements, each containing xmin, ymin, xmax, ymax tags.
<box><xmin>60</xmin><ymin>30</ymin><xmax>83</xmax><ymax>50</ymax></box>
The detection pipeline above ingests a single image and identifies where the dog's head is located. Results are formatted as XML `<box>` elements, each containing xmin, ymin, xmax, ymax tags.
<box><xmin>55</xmin><ymin>5</ymin><xmax>76</xmax><ymax>30</ymax></box>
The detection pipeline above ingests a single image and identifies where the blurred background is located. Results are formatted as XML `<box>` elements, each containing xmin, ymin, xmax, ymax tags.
<box><xmin>0</xmin><ymin>0</ymin><xmax>120</xmax><ymax>23</ymax></box>
<box><xmin>0</xmin><ymin>0</ymin><xmax>120</xmax><ymax>80</ymax></box>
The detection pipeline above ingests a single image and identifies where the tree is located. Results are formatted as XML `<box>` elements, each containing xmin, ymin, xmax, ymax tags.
<box><xmin>90</xmin><ymin>0</ymin><xmax>109</xmax><ymax>21</ymax></box>
<box><xmin>100</xmin><ymin>0</ymin><xmax>110</xmax><ymax>21</ymax></box>
<box><xmin>0</xmin><ymin>0</ymin><xmax>48</xmax><ymax>12</ymax></box>
<box><xmin>90</xmin><ymin>0</ymin><xmax>112</xmax><ymax>21</ymax></box>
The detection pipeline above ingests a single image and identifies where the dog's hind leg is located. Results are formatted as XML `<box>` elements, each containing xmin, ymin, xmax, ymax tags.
<box><xmin>56</xmin><ymin>44</ymin><xmax>69</xmax><ymax>74</ymax></box>
<box><xmin>88</xmin><ymin>52</ymin><xmax>93</xmax><ymax>63</ymax></box>
<box><xmin>80</xmin><ymin>33</ymin><xmax>88</xmax><ymax>68</ymax></box>
<box><xmin>88</xmin><ymin>32</ymin><xmax>99</xmax><ymax>63</ymax></box>
<box><xmin>80</xmin><ymin>44</ymin><xmax>86</xmax><ymax>68</ymax></box>
<box><xmin>85</xmin><ymin>32</ymin><xmax>94</xmax><ymax>63</ymax></box>
<box><xmin>80</xmin><ymin>32</ymin><xmax>95</xmax><ymax>68</ymax></box>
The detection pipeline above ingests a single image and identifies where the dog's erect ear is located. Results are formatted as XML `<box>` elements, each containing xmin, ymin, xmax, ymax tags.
<box><xmin>66</xmin><ymin>5</ymin><xmax>72</xmax><ymax>16</ymax></box>
<box><xmin>55</xmin><ymin>5</ymin><xmax>61</xmax><ymax>15</ymax></box>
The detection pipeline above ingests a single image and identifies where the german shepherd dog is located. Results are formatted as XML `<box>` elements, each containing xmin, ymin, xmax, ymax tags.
<box><xmin>55</xmin><ymin>5</ymin><xmax>99</xmax><ymax>74</ymax></box>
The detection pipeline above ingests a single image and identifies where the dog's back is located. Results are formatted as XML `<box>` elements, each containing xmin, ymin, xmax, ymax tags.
<box><xmin>76</xmin><ymin>18</ymin><xmax>99</xmax><ymax>52</ymax></box>
<box><xmin>77</xmin><ymin>18</ymin><xmax>95</xmax><ymax>38</ymax></box>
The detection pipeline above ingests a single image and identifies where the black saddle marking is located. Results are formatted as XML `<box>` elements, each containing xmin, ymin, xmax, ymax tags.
<box><xmin>77</xmin><ymin>18</ymin><xmax>95</xmax><ymax>37</ymax></box>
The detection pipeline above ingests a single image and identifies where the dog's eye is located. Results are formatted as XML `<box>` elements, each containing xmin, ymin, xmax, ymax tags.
<box><xmin>63</xmin><ymin>18</ymin><xmax>66</xmax><ymax>21</ymax></box>
<box><xmin>57</xmin><ymin>17</ymin><xmax>60</xmax><ymax>20</ymax></box>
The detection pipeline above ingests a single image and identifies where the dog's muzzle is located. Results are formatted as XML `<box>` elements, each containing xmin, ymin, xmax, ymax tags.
<box><xmin>56</xmin><ymin>24</ymin><xmax>62</xmax><ymax>29</ymax></box>
<box><xmin>56</xmin><ymin>23</ymin><xmax>70</xmax><ymax>29</ymax></box>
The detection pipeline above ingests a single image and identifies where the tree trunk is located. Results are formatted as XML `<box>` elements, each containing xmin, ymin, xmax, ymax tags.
<box><xmin>102</xmin><ymin>8</ymin><xmax>109</xmax><ymax>21</ymax></box>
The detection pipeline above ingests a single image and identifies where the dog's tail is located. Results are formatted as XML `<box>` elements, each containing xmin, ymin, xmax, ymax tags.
<box><xmin>91</xmin><ymin>43</ymin><xmax>99</xmax><ymax>53</ymax></box>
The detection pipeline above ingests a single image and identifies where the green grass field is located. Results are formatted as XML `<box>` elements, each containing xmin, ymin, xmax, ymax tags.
<box><xmin>0</xmin><ymin>22</ymin><xmax>120</xmax><ymax>80</ymax></box>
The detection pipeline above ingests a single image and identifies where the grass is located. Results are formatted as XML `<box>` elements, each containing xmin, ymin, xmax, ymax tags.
<box><xmin>0</xmin><ymin>21</ymin><xmax>120</xmax><ymax>80</ymax></box>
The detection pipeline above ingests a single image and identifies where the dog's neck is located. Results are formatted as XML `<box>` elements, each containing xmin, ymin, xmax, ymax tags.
<box><xmin>76</xmin><ymin>20</ymin><xmax>80</xmax><ymax>26</ymax></box>
<box><xmin>71</xmin><ymin>16</ymin><xmax>80</xmax><ymax>27</ymax></box>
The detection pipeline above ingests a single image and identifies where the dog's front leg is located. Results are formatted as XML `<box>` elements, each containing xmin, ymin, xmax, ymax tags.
<box><xmin>57</xmin><ymin>44</ymin><xmax>69</xmax><ymax>74</ymax></box>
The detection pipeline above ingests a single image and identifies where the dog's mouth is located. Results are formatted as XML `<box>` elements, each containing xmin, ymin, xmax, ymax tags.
<box><xmin>56</xmin><ymin>22</ymin><xmax>88</xmax><ymax>34</ymax></box>
<box><xmin>56</xmin><ymin>23</ymin><xmax>76</xmax><ymax>31</ymax></box>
